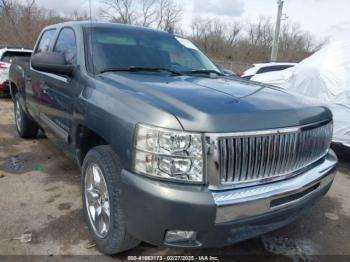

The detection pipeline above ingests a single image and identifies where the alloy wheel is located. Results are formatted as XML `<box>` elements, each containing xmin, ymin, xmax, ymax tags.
<box><xmin>84</xmin><ymin>163</ymin><xmax>111</xmax><ymax>238</ymax></box>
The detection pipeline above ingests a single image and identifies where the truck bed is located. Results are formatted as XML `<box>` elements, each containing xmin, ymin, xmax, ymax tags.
<box><xmin>8</xmin><ymin>57</ymin><xmax>30</xmax><ymax>99</ymax></box>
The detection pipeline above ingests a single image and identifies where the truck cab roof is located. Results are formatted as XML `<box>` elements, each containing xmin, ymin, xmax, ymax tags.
<box><xmin>43</xmin><ymin>21</ymin><xmax>172</xmax><ymax>35</ymax></box>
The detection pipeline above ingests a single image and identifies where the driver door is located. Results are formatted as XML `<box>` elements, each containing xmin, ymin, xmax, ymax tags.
<box><xmin>37</xmin><ymin>27</ymin><xmax>78</xmax><ymax>146</ymax></box>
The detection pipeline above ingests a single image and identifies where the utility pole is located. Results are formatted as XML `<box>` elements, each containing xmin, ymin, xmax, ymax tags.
<box><xmin>270</xmin><ymin>0</ymin><xmax>284</xmax><ymax>62</ymax></box>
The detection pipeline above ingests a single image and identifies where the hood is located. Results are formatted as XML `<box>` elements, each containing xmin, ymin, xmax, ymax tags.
<box><xmin>99</xmin><ymin>72</ymin><xmax>332</xmax><ymax>132</ymax></box>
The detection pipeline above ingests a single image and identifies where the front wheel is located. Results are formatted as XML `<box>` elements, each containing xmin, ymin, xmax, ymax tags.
<box><xmin>14</xmin><ymin>94</ymin><xmax>38</xmax><ymax>138</ymax></box>
<box><xmin>81</xmin><ymin>145</ymin><xmax>140</xmax><ymax>254</ymax></box>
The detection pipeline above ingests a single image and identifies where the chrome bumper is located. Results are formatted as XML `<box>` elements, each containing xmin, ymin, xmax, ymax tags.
<box><xmin>212</xmin><ymin>150</ymin><xmax>337</xmax><ymax>223</ymax></box>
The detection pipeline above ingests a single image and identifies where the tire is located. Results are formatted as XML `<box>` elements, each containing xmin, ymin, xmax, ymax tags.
<box><xmin>81</xmin><ymin>145</ymin><xmax>140</xmax><ymax>254</ymax></box>
<box><xmin>14</xmin><ymin>94</ymin><xmax>39</xmax><ymax>138</ymax></box>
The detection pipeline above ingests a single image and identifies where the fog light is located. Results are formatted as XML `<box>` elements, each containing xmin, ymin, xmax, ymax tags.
<box><xmin>165</xmin><ymin>230</ymin><xmax>197</xmax><ymax>243</ymax></box>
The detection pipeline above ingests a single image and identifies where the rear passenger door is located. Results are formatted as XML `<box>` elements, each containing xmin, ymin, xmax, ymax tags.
<box><xmin>37</xmin><ymin>27</ymin><xmax>78</xmax><ymax>147</ymax></box>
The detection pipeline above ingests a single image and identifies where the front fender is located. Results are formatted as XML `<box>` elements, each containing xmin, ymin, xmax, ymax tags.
<box><xmin>73</xmin><ymin>80</ymin><xmax>183</xmax><ymax>170</ymax></box>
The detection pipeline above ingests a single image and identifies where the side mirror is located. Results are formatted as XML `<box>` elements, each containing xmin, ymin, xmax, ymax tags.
<box><xmin>31</xmin><ymin>52</ymin><xmax>74</xmax><ymax>76</ymax></box>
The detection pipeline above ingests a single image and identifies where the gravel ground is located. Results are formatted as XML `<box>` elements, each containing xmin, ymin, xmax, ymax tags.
<box><xmin>0</xmin><ymin>98</ymin><xmax>349</xmax><ymax>261</ymax></box>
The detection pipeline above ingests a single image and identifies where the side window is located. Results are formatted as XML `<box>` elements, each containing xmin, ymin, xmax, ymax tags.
<box><xmin>257</xmin><ymin>65</ymin><xmax>293</xmax><ymax>74</ymax></box>
<box><xmin>276</xmin><ymin>65</ymin><xmax>293</xmax><ymax>71</ymax></box>
<box><xmin>36</xmin><ymin>29</ymin><xmax>56</xmax><ymax>54</ymax></box>
<box><xmin>257</xmin><ymin>66</ymin><xmax>276</xmax><ymax>74</ymax></box>
<box><xmin>54</xmin><ymin>28</ymin><xmax>77</xmax><ymax>65</ymax></box>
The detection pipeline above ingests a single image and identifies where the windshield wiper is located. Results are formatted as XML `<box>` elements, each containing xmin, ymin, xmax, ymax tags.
<box><xmin>185</xmin><ymin>69</ymin><xmax>224</xmax><ymax>76</ymax></box>
<box><xmin>99</xmin><ymin>66</ymin><xmax>183</xmax><ymax>76</ymax></box>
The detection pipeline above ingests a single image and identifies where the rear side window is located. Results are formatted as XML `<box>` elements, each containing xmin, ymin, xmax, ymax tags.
<box><xmin>54</xmin><ymin>28</ymin><xmax>77</xmax><ymax>65</ymax></box>
<box><xmin>257</xmin><ymin>65</ymin><xmax>293</xmax><ymax>74</ymax></box>
<box><xmin>36</xmin><ymin>29</ymin><xmax>56</xmax><ymax>53</ymax></box>
<box><xmin>1</xmin><ymin>51</ymin><xmax>32</xmax><ymax>63</ymax></box>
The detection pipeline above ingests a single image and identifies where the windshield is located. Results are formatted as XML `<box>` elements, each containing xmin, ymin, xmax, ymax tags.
<box><xmin>85</xmin><ymin>26</ymin><xmax>219</xmax><ymax>75</ymax></box>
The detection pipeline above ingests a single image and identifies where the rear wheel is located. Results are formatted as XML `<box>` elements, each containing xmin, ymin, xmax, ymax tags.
<box><xmin>82</xmin><ymin>145</ymin><xmax>140</xmax><ymax>254</ymax></box>
<box><xmin>14</xmin><ymin>94</ymin><xmax>38</xmax><ymax>138</ymax></box>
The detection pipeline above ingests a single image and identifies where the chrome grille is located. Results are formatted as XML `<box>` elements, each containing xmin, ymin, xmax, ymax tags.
<box><xmin>217</xmin><ymin>121</ymin><xmax>333</xmax><ymax>186</ymax></box>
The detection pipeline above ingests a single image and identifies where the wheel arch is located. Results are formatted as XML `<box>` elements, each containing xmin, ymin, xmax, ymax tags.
<box><xmin>75</xmin><ymin>125</ymin><xmax>108</xmax><ymax>166</ymax></box>
<box><xmin>9</xmin><ymin>81</ymin><xmax>18</xmax><ymax>101</ymax></box>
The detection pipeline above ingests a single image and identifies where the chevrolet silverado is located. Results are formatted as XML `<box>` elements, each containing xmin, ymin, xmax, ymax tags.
<box><xmin>9</xmin><ymin>21</ymin><xmax>337</xmax><ymax>254</ymax></box>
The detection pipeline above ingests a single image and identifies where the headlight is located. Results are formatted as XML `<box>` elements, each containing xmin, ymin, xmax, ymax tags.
<box><xmin>133</xmin><ymin>124</ymin><xmax>204</xmax><ymax>183</ymax></box>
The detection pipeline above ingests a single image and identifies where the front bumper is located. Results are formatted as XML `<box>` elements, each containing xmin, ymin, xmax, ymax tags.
<box><xmin>121</xmin><ymin>150</ymin><xmax>337</xmax><ymax>248</ymax></box>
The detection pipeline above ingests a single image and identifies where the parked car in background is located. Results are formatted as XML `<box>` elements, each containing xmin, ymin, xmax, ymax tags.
<box><xmin>250</xmin><ymin>66</ymin><xmax>295</xmax><ymax>86</ymax></box>
<box><xmin>9</xmin><ymin>21</ymin><xmax>337</xmax><ymax>255</ymax></box>
<box><xmin>240</xmin><ymin>62</ymin><xmax>296</xmax><ymax>80</ymax></box>
<box><xmin>0</xmin><ymin>47</ymin><xmax>32</xmax><ymax>97</ymax></box>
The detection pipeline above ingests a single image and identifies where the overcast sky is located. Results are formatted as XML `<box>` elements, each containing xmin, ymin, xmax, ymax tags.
<box><xmin>32</xmin><ymin>0</ymin><xmax>349</xmax><ymax>41</ymax></box>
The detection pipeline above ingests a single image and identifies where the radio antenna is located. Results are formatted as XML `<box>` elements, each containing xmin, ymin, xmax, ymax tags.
<box><xmin>89</xmin><ymin>0</ymin><xmax>95</xmax><ymax>75</ymax></box>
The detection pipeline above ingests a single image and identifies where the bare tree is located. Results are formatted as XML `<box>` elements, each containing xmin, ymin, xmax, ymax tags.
<box><xmin>101</xmin><ymin>0</ymin><xmax>135</xmax><ymax>24</ymax></box>
<box><xmin>190</xmin><ymin>18</ymin><xmax>241</xmax><ymax>57</ymax></box>
<box><xmin>139</xmin><ymin>0</ymin><xmax>157</xmax><ymax>27</ymax></box>
<box><xmin>100</xmin><ymin>0</ymin><xmax>182</xmax><ymax>32</ymax></box>
<box><xmin>247</xmin><ymin>17</ymin><xmax>273</xmax><ymax>48</ymax></box>
<box><xmin>190</xmin><ymin>18</ymin><xmax>214</xmax><ymax>53</ymax></box>
<box><xmin>278</xmin><ymin>21</ymin><xmax>323</xmax><ymax>61</ymax></box>
<box><xmin>0</xmin><ymin>0</ymin><xmax>321</xmax><ymax>69</ymax></box>
<box><xmin>156</xmin><ymin>0</ymin><xmax>182</xmax><ymax>32</ymax></box>
<box><xmin>0</xmin><ymin>0</ymin><xmax>12</xmax><ymax>9</ymax></box>
<box><xmin>227</xmin><ymin>22</ymin><xmax>241</xmax><ymax>46</ymax></box>
<box><xmin>0</xmin><ymin>0</ymin><xmax>24</xmax><ymax>45</ymax></box>
<box><xmin>188</xmin><ymin>16</ymin><xmax>319</xmax><ymax>70</ymax></box>
<box><xmin>0</xmin><ymin>0</ymin><xmax>66</xmax><ymax>48</ymax></box>
<box><xmin>71</xmin><ymin>9</ymin><xmax>90</xmax><ymax>21</ymax></box>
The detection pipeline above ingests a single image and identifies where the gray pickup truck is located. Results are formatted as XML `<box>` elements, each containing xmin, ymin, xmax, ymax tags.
<box><xmin>9</xmin><ymin>21</ymin><xmax>337</xmax><ymax>254</ymax></box>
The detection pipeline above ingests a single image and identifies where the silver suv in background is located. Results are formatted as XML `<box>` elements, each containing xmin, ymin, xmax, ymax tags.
<box><xmin>240</xmin><ymin>62</ymin><xmax>296</xmax><ymax>80</ymax></box>
<box><xmin>0</xmin><ymin>47</ymin><xmax>32</xmax><ymax>97</ymax></box>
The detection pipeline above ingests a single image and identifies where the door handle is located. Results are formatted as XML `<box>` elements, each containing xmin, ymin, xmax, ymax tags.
<box><xmin>41</xmin><ymin>84</ymin><xmax>49</xmax><ymax>94</ymax></box>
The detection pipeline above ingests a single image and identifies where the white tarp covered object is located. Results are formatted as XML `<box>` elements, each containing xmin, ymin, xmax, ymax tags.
<box><xmin>252</xmin><ymin>30</ymin><xmax>350</xmax><ymax>147</ymax></box>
